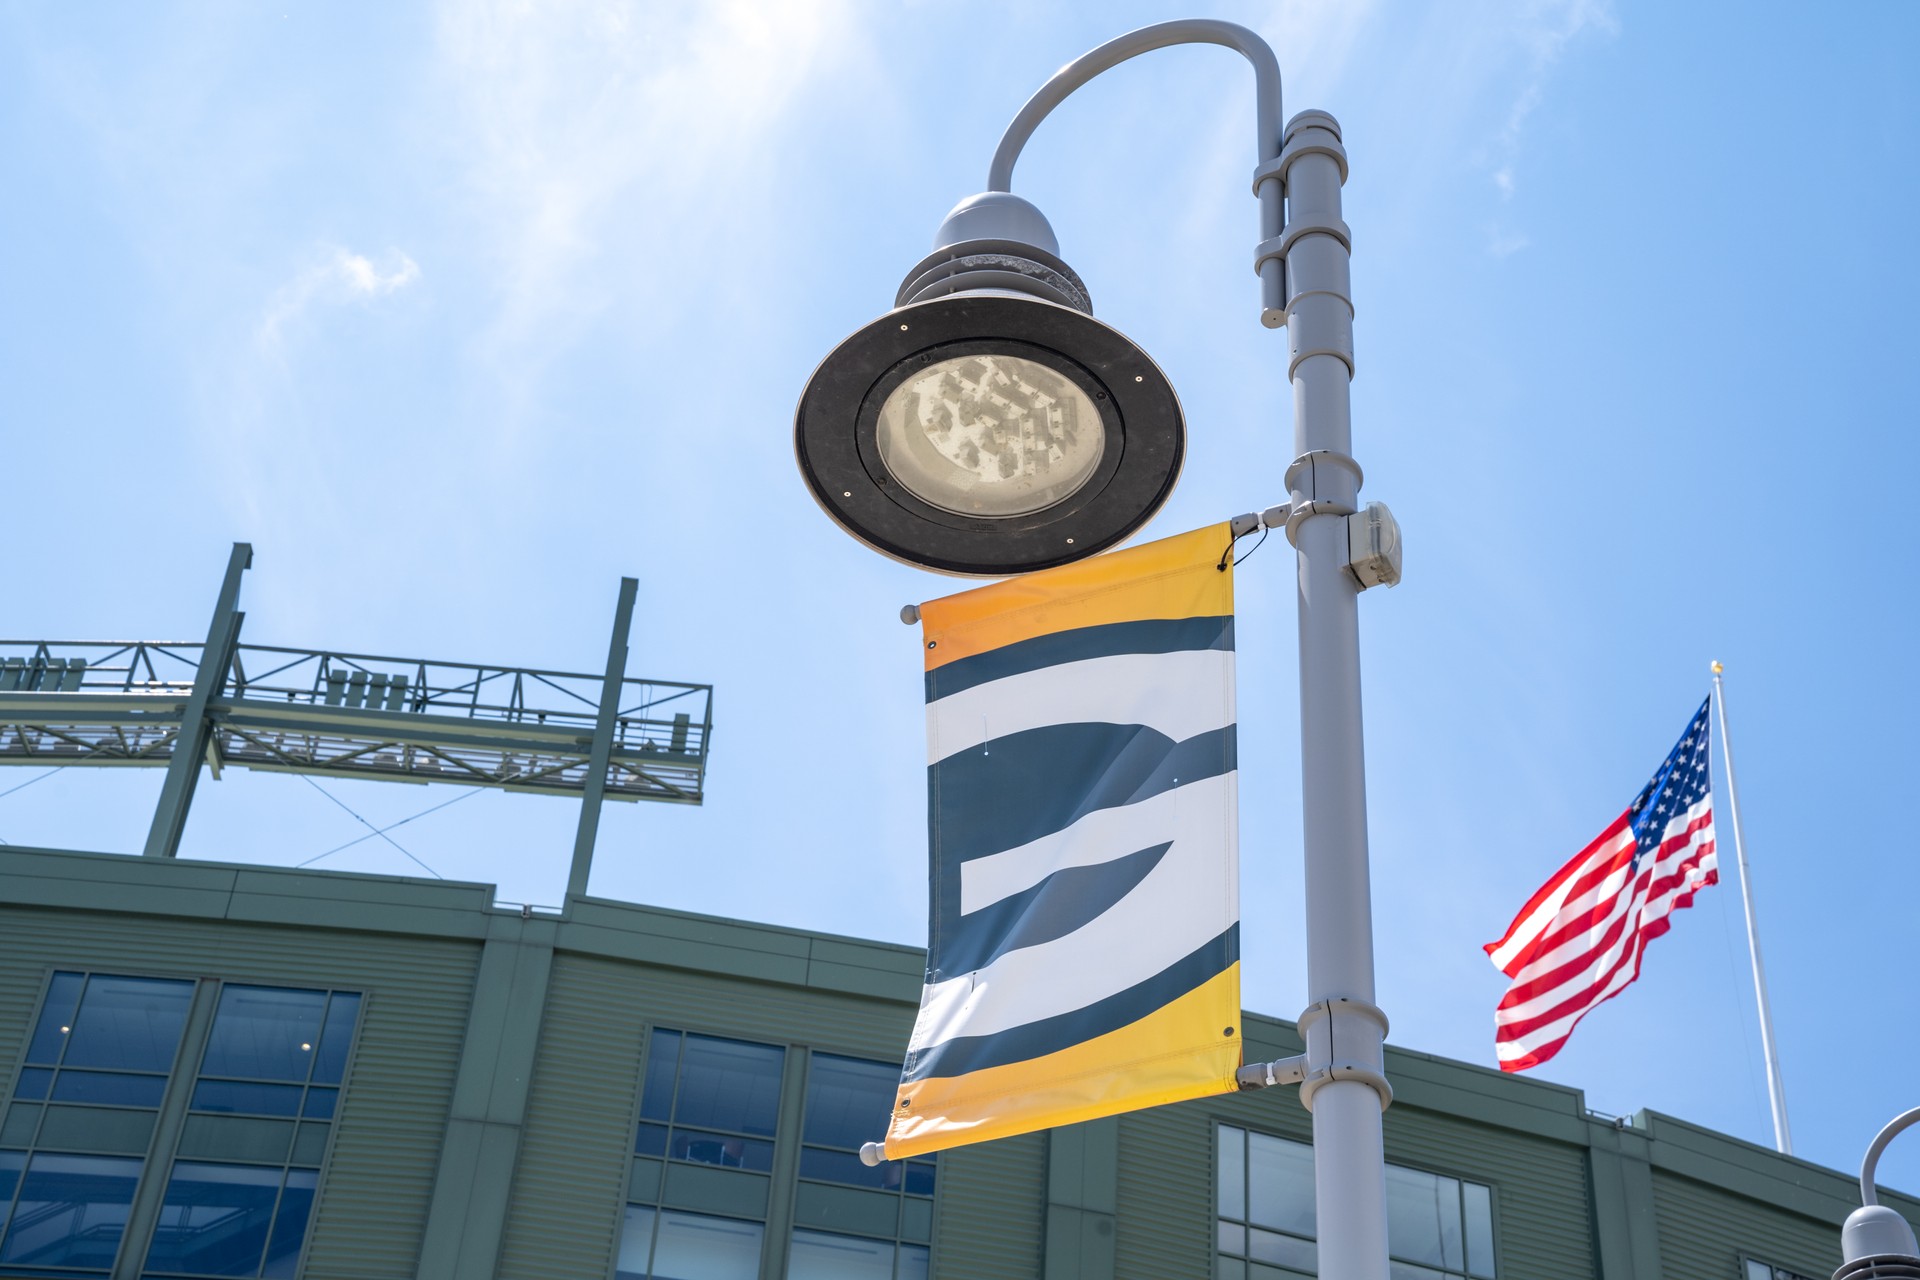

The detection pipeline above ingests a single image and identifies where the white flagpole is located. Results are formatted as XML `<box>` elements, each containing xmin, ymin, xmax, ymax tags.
<box><xmin>1710</xmin><ymin>660</ymin><xmax>1793</xmax><ymax>1155</ymax></box>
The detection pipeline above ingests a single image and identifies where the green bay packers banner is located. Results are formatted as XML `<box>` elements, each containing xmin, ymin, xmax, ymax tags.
<box><xmin>884</xmin><ymin>523</ymin><xmax>1242</xmax><ymax>1159</ymax></box>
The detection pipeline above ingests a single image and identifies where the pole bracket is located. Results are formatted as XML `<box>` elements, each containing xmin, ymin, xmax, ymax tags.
<box><xmin>1297</xmin><ymin>997</ymin><xmax>1392</xmax><ymax>1111</ymax></box>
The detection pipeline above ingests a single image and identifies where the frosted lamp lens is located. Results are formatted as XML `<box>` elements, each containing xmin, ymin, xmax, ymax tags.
<box><xmin>875</xmin><ymin>354</ymin><xmax>1103</xmax><ymax>517</ymax></box>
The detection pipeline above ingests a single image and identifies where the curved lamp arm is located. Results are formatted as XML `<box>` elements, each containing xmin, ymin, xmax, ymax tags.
<box><xmin>1863</xmin><ymin>1106</ymin><xmax>1920</xmax><ymax>1206</ymax></box>
<box><xmin>986</xmin><ymin>19</ymin><xmax>1288</xmax><ymax>323</ymax></box>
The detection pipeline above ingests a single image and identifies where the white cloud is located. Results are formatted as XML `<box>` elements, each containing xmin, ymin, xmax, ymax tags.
<box><xmin>1494</xmin><ymin>0</ymin><xmax>1618</xmax><ymax>198</ymax></box>
<box><xmin>427</xmin><ymin>0</ymin><xmax>858</xmax><ymax>421</ymax></box>
<box><xmin>257</xmin><ymin>247</ymin><xmax>421</xmax><ymax>348</ymax></box>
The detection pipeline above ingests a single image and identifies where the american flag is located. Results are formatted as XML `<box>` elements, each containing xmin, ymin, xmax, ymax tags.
<box><xmin>1485</xmin><ymin>698</ymin><xmax>1718</xmax><ymax>1072</ymax></box>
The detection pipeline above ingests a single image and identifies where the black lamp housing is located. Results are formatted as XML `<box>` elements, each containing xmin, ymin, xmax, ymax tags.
<box><xmin>795</xmin><ymin>194</ymin><xmax>1184</xmax><ymax>577</ymax></box>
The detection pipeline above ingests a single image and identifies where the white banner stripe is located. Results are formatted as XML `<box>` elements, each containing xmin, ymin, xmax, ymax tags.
<box><xmin>910</xmin><ymin>781</ymin><xmax>1238</xmax><ymax>1052</ymax></box>
<box><xmin>960</xmin><ymin>772</ymin><xmax>1236</xmax><ymax>915</ymax></box>
<box><xmin>926</xmin><ymin>648</ymin><xmax>1235</xmax><ymax>766</ymax></box>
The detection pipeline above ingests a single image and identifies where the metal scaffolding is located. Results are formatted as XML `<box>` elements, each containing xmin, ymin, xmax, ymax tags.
<box><xmin>0</xmin><ymin>544</ymin><xmax>712</xmax><ymax>880</ymax></box>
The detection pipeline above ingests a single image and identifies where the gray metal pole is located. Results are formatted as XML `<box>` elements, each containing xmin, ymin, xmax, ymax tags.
<box><xmin>568</xmin><ymin>577</ymin><xmax>638</xmax><ymax>902</ymax></box>
<box><xmin>988</xmin><ymin>25</ymin><xmax>1391</xmax><ymax>1278</ymax></box>
<box><xmin>143</xmin><ymin>542</ymin><xmax>251</xmax><ymax>859</ymax></box>
<box><xmin>1710</xmin><ymin>662</ymin><xmax>1793</xmax><ymax>1155</ymax></box>
<box><xmin>1280</xmin><ymin>110</ymin><xmax>1391</xmax><ymax>1280</ymax></box>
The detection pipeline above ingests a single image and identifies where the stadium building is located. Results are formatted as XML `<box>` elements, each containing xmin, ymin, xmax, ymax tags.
<box><xmin>1</xmin><ymin>553</ymin><xmax>1911</xmax><ymax>1280</ymax></box>
<box><xmin>0</xmin><ymin>842</ymin><xmax>1912</xmax><ymax>1280</ymax></box>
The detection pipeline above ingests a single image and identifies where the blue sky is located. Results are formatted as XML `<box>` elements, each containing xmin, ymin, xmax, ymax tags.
<box><xmin>4</xmin><ymin>0</ymin><xmax>1917</xmax><ymax>1195</ymax></box>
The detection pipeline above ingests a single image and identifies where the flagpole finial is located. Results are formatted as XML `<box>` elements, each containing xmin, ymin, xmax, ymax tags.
<box><xmin>1710</xmin><ymin>660</ymin><xmax>1724</xmax><ymax>676</ymax></box>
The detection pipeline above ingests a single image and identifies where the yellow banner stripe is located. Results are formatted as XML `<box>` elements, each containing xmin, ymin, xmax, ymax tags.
<box><xmin>921</xmin><ymin>523</ymin><xmax>1233</xmax><ymax>672</ymax></box>
<box><xmin>881</xmin><ymin>963</ymin><xmax>1241</xmax><ymax>1160</ymax></box>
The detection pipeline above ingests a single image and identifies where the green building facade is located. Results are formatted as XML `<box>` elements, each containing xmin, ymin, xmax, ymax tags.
<box><xmin>0</xmin><ymin>844</ymin><xmax>1909</xmax><ymax>1280</ymax></box>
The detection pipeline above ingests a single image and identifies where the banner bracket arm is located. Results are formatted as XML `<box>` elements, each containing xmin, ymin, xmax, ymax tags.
<box><xmin>1235</xmin><ymin>1053</ymin><xmax>1308</xmax><ymax>1091</ymax></box>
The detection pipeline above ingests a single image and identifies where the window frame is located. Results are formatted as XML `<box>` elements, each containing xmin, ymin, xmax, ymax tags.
<box><xmin>611</xmin><ymin>1026</ymin><xmax>938</xmax><ymax>1280</ymax></box>
<box><xmin>1212</xmin><ymin>1121</ymin><xmax>1500</xmax><ymax>1280</ymax></box>
<box><xmin>790</xmin><ymin>1048</ymin><xmax>937</xmax><ymax>1279</ymax></box>
<box><xmin>1739</xmin><ymin>1255</ymin><xmax>1822</xmax><ymax>1280</ymax></box>
<box><xmin>1</xmin><ymin>966</ymin><xmax>368</xmax><ymax>1280</ymax></box>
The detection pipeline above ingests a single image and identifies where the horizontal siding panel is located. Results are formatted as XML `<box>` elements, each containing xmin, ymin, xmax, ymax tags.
<box><xmin>1652</xmin><ymin>1167</ymin><xmax>1839</xmax><ymax>1280</ymax></box>
<box><xmin>935</xmin><ymin>1132</ymin><xmax>1046</xmax><ymax>1280</ymax></box>
<box><xmin>1117</xmin><ymin>1102</ymin><xmax>1218</xmax><ymax>1279</ymax></box>
<box><xmin>0</xmin><ymin>905</ymin><xmax>481</xmax><ymax>1280</ymax></box>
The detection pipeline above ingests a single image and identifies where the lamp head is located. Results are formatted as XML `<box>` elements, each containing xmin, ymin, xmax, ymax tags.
<box><xmin>1835</xmin><ymin>1205</ymin><xmax>1920</xmax><ymax>1280</ymax></box>
<box><xmin>796</xmin><ymin>194</ymin><xmax>1183</xmax><ymax>576</ymax></box>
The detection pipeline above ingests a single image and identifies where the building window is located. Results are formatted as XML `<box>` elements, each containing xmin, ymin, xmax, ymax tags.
<box><xmin>143</xmin><ymin>985</ymin><xmax>361</xmax><ymax>1278</ymax></box>
<box><xmin>0</xmin><ymin>972</ymin><xmax>362</xmax><ymax>1280</ymax></box>
<box><xmin>618</xmin><ymin>1030</ymin><xmax>786</xmax><ymax>1279</ymax></box>
<box><xmin>1744</xmin><ymin>1259</ymin><xmax>1820</xmax><ymax>1280</ymax></box>
<box><xmin>614</xmin><ymin>1033</ymin><xmax>937</xmax><ymax>1280</ymax></box>
<box><xmin>635</xmin><ymin>1030</ymin><xmax>783</xmax><ymax>1172</ymax></box>
<box><xmin>1216</xmin><ymin>1125</ymin><xmax>1496</xmax><ymax>1280</ymax></box>
<box><xmin>0</xmin><ymin>971</ymin><xmax>195</xmax><ymax>1277</ymax></box>
<box><xmin>788</xmin><ymin>1053</ymin><xmax>933</xmax><ymax>1280</ymax></box>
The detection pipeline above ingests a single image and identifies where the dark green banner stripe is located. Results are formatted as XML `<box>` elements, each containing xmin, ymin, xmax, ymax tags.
<box><xmin>930</xmin><ymin>724</ymin><xmax>1236</xmax><ymax>866</ymax></box>
<box><xmin>933</xmin><ymin>841</ymin><xmax>1171</xmax><ymax>979</ymax></box>
<box><xmin>903</xmin><ymin>925</ymin><xmax>1239</xmax><ymax>1083</ymax></box>
<box><xmin>925</xmin><ymin>615</ymin><xmax>1233</xmax><ymax>702</ymax></box>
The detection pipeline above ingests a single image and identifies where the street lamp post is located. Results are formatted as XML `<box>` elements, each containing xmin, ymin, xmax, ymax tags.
<box><xmin>795</xmin><ymin>20</ymin><xmax>1392</xmax><ymax>1277</ymax></box>
<box><xmin>1835</xmin><ymin>1108</ymin><xmax>1920</xmax><ymax>1279</ymax></box>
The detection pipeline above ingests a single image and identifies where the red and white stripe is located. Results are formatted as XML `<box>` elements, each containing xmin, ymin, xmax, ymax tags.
<box><xmin>1485</xmin><ymin>796</ymin><xmax>1716</xmax><ymax>1072</ymax></box>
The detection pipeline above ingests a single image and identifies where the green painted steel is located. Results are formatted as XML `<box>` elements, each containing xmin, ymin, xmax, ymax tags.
<box><xmin>418</xmin><ymin>919</ymin><xmax>560</xmax><ymax>1280</ymax></box>
<box><xmin>0</xmin><ymin>899</ymin><xmax>481</xmax><ymax>1280</ymax></box>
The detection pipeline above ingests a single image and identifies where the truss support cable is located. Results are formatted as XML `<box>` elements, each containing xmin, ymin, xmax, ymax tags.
<box><xmin>296</xmin><ymin>785</ymin><xmax>482</xmax><ymax>867</ymax></box>
<box><xmin>143</xmin><ymin>543</ymin><xmax>251</xmax><ymax>859</ymax></box>
<box><xmin>568</xmin><ymin>577</ymin><xmax>637</xmax><ymax>901</ymax></box>
<box><xmin>299</xmin><ymin>774</ymin><xmax>443</xmax><ymax>879</ymax></box>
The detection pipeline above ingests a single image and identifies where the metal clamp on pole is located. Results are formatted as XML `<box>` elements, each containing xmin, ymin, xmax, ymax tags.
<box><xmin>1296</xmin><ymin>998</ymin><xmax>1392</xmax><ymax>1111</ymax></box>
<box><xmin>1281</xmin><ymin>449</ymin><xmax>1361</xmax><ymax>546</ymax></box>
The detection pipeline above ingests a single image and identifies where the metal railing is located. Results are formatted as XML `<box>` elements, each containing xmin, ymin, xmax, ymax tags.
<box><xmin>0</xmin><ymin>639</ymin><xmax>712</xmax><ymax>803</ymax></box>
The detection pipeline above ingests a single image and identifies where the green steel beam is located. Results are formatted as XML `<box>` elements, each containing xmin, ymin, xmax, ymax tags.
<box><xmin>415</xmin><ymin>918</ymin><xmax>557</xmax><ymax>1280</ymax></box>
<box><xmin>567</xmin><ymin>578</ymin><xmax>638</xmax><ymax>901</ymax></box>
<box><xmin>142</xmin><ymin>543</ymin><xmax>251</xmax><ymax>859</ymax></box>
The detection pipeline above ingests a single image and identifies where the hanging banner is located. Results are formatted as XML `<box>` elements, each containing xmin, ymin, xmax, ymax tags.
<box><xmin>885</xmin><ymin>523</ymin><xmax>1242</xmax><ymax>1159</ymax></box>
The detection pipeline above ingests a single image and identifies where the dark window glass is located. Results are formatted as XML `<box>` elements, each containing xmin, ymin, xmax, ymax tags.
<box><xmin>634</xmin><ymin>1123</ymin><xmax>669</xmax><ymax>1158</ymax></box>
<box><xmin>62</xmin><ymin>976</ymin><xmax>194</xmax><ymax>1073</ymax></box>
<box><xmin>801</xmin><ymin>1055</ymin><xmax>894</xmax><ymax>1151</ymax></box>
<box><xmin>10</xmin><ymin>1069</ymin><xmax>52</xmax><ymax>1102</ymax></box>
<box><xmin>260</xmin><ymin>1168</ymin><xmax>316</xmax><ymax>1278</ymax></box>
<box><xmin>309</xmin><ymin>994</ymin><xmax>361</xmax><ymax>1086</ymax></box>
<box><xmin>903</xmin><ymin>1163</ymin><xmax>935</xmax><ymax>1197</ymax></box>
<box><xmin>201</xmin><ymin>988</ymin><xmax>328</xmax><ymax>1083</ymax></box>
<box><xmin>639</xmin><ymin>1030</ymin><xmax>679</xmax><ymax>1121</ymax></box>
<box><xmin>667</xmin><ymin>1130</ymin><xmax>772</xmax><ymax>1172</ymax></box>
<box><xmin>51</xmin><ymin>1071</ymin><xmax>169</xmax><ymax>1108</ymax></box>
<box><xmin>192</xmin><ymin>1081</ymin><xmax>304</xmax><ymax>1117</ymax></box>
<box><xmin>670</xmin><ymin>1037</ymin><xmax>782</xmax><ymax>1137</ymax></box>
<box><xmin>0</xmin><ymin>1149</ymin><xmax>21</xmax><ymax>1236</ymax></box>
<box><xmin>299</xmin><ymin>1089</ymin><xmax>337</xmax><ymax>1121</ymax></box>
<box><xmin>144</xmin><ymin>1161</ymin><xmax>282</xmax><ymax>1276</ymax></box>
<box><xmin>25</xmin><ymin>973</ymin><xmax>84</xmax><ymax>1065</ymax></box>
<box><xmin>799</xmin><ymin>1146</ymin><xmax>892</xmax><ymax>1190</ymax></box>
<box><xmin>799</xmin><ymin>1053</ymin><xmax>933</xmax><ymax>1197</ymax></box>
<box><xmin>0</xmin><ymin>1152</ymin><xmax>141</xmax><ymax>1269</ymax></box>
